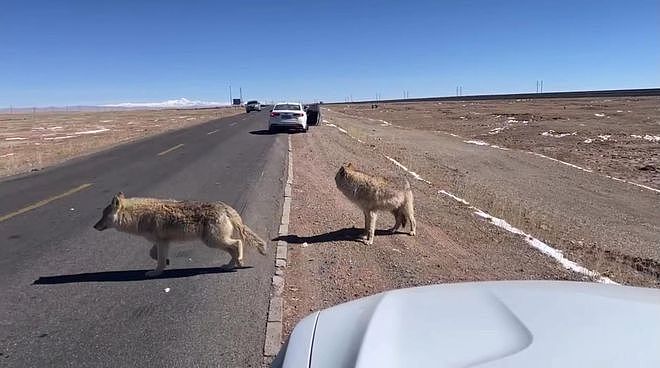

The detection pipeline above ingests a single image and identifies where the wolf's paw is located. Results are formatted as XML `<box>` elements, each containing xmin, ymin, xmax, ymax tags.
<box><xmin>145</xmin><ymin>270</ymin><xmax>163</xmax><ymax>277</ymax></box>
<box><xmin>409</xmin><ymin>230</ymin><xmax>416</xmax><ymax>236</ymax></box>
<box><xmin>360</xmin><ymin>238</ymin><xmax>374</xmax><ymax>245</ymax></box>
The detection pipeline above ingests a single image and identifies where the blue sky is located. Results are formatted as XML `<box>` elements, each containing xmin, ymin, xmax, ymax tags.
<box><xmin>1</xmin><ymin>0</ymin><xmax>658</xmax><ymax>107</ymax></box>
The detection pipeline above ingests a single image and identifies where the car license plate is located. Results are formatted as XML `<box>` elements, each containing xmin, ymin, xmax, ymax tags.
<box><xmin>282</xmin><ymin>114</ymin><xmax>291</xmax><ymax>119</ymax></box>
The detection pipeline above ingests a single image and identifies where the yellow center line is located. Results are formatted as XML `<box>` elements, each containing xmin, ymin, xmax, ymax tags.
<box><xmin>157</xmin><ymin>143</ymin><xmax>184</xmax><ymax>156</ymax></box>
<box><xmin>0</xmin><ymin>183</ymin><xmax>93</xmax><ymax>223</ymax></box>
<box><xmin>207</xmin><ymin>129</ymin><xmax>219</xmax><ymax>135</ymax></box>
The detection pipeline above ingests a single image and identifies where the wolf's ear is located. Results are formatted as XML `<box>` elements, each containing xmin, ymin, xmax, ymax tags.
<box><xmin>345</xmin><ymin>162</ymin><xmax>354</xmax><ymax>169</ymax></box>
<box><xmin>111</xmin><ymin>192</ymin><xmax>124</xmax><ymax>207</ymax></box>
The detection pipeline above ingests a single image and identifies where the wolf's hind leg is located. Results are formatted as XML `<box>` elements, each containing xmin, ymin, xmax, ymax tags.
<box><xmin>149</xmin><ymin>244</ymin><xmax>170</xmax><ymax>265</ymax></box>
<box><xmin>388</xmin><ymin>209</ymin><xmax>404</xmax><ymax>233</ymax></box>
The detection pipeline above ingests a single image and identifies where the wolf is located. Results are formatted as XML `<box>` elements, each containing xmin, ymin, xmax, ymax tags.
<box><xmin>93</xmin><ymin>192</ymin><xmax>267</xmax><ymax>277</ymax></box>
<box><xmin>335</xmin><ymin>163</ymin><xmax>416</xmax><ymax>244</ymax></box>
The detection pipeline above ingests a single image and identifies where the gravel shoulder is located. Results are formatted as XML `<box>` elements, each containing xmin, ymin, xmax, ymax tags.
<box><xmin>283</xmin><ymin>100</ymin><xmax>659</xmax><ymax>337</ymax></box>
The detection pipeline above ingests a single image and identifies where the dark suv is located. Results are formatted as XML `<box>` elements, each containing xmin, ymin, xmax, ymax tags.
<box><xmin>245</xmin><ymin>100</ymin><xmax>261</xmax><ymax>113</ymax></box>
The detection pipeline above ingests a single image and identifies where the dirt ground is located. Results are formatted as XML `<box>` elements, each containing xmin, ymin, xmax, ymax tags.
<box><xmin>0</xmin><ymin>107</ymin><xmax>242</xmax><ymax>178</ymax></box>
<box><xmin>282</xmin><ymin>97</ymin><xmax>660</xmax><ymax>338</ymax></box>
<box><xmin>331</xmin><ymin>97</ymin><xmax>660</xmax><ymax>188</ymax></box>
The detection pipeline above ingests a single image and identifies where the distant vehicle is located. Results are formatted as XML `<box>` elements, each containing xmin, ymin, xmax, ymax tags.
<box><xmin>273</xmin><ymin>281</ymin><xmax>660</xmax><ymax>367</ymax></box>
<box><xmin>269</xmin><ymin>102</ymin><xmax>307</xmax><ymax>132</ymax></box>
<box><xmin>304</xmin><ymin>103</ymin><xmax>321</xmax><ymax>126</ymax></box>
<box><xmin>245</xmin><ymin>100</ymin><xmax>261</xmax><ymax>112</ymax></box>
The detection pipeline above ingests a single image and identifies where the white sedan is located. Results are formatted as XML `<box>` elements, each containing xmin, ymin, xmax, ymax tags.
<box><xmin>269</xmin><ymin>102</ymin><xmax>308</xmax><ymax>132</ymax></box>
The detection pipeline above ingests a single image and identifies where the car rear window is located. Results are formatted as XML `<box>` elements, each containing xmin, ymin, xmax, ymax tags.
<box><xmin>274</xmin><ymin>104</ymin><xmax>301</xmax><ymax>111</ymax></box>
<box><xmin>247</xmin><ymin>101</ymin><xmax>259</xmax><ymax>104</ymax></box>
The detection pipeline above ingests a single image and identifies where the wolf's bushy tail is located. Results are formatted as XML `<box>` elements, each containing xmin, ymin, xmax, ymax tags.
<box><xmin>228</xmin><ymin>210</ymin><xmax>268</xmax><ymax>255</ymax></box>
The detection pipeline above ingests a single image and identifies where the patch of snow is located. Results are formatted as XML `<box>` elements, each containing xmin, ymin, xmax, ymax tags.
<box><xmin>541</xmin><ymin>130</ymin><xmax>576</xmax><ymax>138</ymax></box>
<box><xmin>644</xmin><ymin>134</ymin><xmax>660</xmax><ymax>142</ymax></box>
<box><xmin>100</xmin><ymin>120</ymin><xmax>114</xmax><ymax>123</ymax></box>
<box><xmin>74</xmin><ymin>128</ymin><xmax>110</xmax><ymax>135</ymax></box>
<box><xmin>631</xmin><ymin>134</ymin><xmax>643</xmax><ymax>139</ymax></box>
<box><xmin>5</xmin><ymin>137</ymin><xmax>27</xmax><ymax>141</ymax></box>
<box><xmin>597</xmin><ymin>135</ymin><xmax>611</xmax><ymax>141</ymax></box>
<box><xmin>489</xmin><ymin>127</ymin><xmax>505</xmax><ymax>135</ymax></box>
<box><xmin>435</xmin><ymin>189</ymin><xmax>616</xmax><ymax>284</ymax></box>
<box><xmin>164</xmin><ymin>288</ymin><xmax>170</xmax><ymax>293</ymax></box>
<box><xmin>384</xmin><ymin>156</ymin><xmax>432</xmax><ymax>184</ymax></box>
<box><xmin>464</xmin><ymin>140</ymin><xmax>489</xmax><ymax>146</ymax></box>
<box><xmin>616</xmin><ymin>110</ymin><xmax>623</xmax><ymax>113</ymax></box>
<box><xmin>594</xmin><ymin>113</ymin><xmax>605</xmax><ymax>117</ymax></box>
<box><xmin>45</xmin><ymin>135</ymin><xmax>76</xmax><ymax>140</ymax></box>
<box><xmin>48</xmin><ymin>126</ymin><xmax>63</xmax><ymax>130</ymax></box>
<box><xmin>604</xmin><ymin>175</ymin><xmax>660</xmax><ymax>194</ymax></box>
<box><xmin>528</xmin><ymin>152</ymin><xmax>593</xmax><ymax>173</ymax></box>
<box><xmin>583</xmin><ymin>138</ymin><xmax>593</xmax><ymax>143</ymax></box>
<box><xmin>473</xmin><ymin>209</ymin><xmax>617</xmax><ymax>284</ymax></box>
<box><xmin>0</xmin><ymin>153</ymin><xmax>15</xmax><ymax>158</ymax></box>
<box><xmin>438</xmin><ymin>190</ymin><xmax>470</xmax><ymax>205</ymax></box>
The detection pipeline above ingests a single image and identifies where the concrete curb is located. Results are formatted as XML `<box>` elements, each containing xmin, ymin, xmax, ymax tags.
<box><xmin>263</xmin><ymin>135</ymin><xmax>292</xmax><ymax>365</ymax></box>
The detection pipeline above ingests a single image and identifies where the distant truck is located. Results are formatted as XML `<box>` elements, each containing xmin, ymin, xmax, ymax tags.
<box><xmin>232</xmin><ymin>98</ymin><xmax>242</xmax><ymax>106</ymax></box>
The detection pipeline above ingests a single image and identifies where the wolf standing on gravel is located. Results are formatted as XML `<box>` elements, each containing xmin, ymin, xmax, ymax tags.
<box><xmin>335</xmin><ymin>163</ymin><xmax>416</xmax><ymax>244</ymax></box>
<box><xmin>94</xmin><ymin>192</ymin><xmax>267</xmax><ymax>277</ymax></box>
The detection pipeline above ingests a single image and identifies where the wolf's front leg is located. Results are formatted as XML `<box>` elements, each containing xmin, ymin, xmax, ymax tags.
<box><xmin>146</xmin><ymin>242</ymin><xmax>170</xmax><ymax>277</ymax></box>
<box><xmin>362</xmin><ymin>211</ymin><xmax>377</xmax><ymax>245</ymax></box>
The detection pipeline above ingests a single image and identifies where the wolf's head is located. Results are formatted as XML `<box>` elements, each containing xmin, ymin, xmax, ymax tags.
<box><xmin>93</xmin><ymin>192</ymin><xmax>125</xmax><ymax>231</ymax></box>
<box><xmin>335</xmin><ymin>162</ymin><xmax>355</xmax><ymax>186</ymax></box>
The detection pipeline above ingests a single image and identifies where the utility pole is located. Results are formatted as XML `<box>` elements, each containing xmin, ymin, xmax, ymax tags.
<box><xmin>229</xmin><ymin>84</ymin><xmax>233</xmax><ymax>104</ymax></box>
<box><xmin>540</xmin><ymin>80</ymin><xmax>544</xmax><ymax>93</ymax></box>
<box><xmin>239</xmin><ymin>87</ymin><xmax>242</xmax><ymax>102</ymax></box>
<box><xmin>459</xmin><ymin>86</ymin><xmax>463</xmax><ymax>96</ymax></box>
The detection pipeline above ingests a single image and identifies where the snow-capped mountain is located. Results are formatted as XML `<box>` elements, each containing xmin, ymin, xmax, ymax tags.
<box><xmin>102</xmin><ymin>98</ymin><xmax>227</xmax><ymax>108</ymax></box>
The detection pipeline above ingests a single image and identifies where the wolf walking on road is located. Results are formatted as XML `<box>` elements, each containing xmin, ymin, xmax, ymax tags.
<box><xmin>335</xmin><ymin>163</ymin><xmax>416</xmax><ymax>245</ymax></box>
<box><xmin>94</xmin><ymin>192</ymin><xmax>267</xmax><ymax>277</ymax></box>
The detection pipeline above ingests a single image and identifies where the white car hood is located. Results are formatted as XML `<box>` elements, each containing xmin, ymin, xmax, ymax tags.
<box><xmin>281</xmin><ymin>281</ymin><xmax>660</xmax><ymax>367</ymax></box>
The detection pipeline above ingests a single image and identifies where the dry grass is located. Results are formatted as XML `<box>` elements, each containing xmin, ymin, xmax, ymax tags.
<box><xmin>0</xmin><ymin>107</ymin><xmax>243</xmax><ymax>178</ymax></box>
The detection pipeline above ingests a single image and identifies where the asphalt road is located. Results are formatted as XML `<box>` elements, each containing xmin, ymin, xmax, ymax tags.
<box><xmin>0</xmin><ymin>110</ymin><xmax>286</xmax><ymax>367</ymax></box>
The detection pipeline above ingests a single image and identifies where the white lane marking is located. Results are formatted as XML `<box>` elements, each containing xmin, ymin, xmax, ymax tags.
<box><xmin>207</xmin><ymin>129</ymin><xmax>219</xmax><ymax>135</ymax></box>
<box><xmin>157</xmin><ymin>143</ymin><xmax>184</xmax><ymax>156</ymax></box>
<box><xmin>229</xmin><ymin>122</ymin><xmax>238</xmax><ymax>127</ymax></box>
<box><xmin>324</xmin><ymin>119</ymin><xmax>619</xmax><ymax>284</ymax></box>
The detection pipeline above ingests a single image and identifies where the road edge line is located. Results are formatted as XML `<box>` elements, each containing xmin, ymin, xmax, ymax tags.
<box><xmin>263</xmin><ymin>134</ymin><xmax>292</xmax><ymax>365</ymax></box>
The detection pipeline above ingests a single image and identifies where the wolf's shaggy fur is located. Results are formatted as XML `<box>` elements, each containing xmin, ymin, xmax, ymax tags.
<box><xmin>94</xmin><ymin>193</ymin><xmax>267</xmax><ymax>277</ymax></box>
<box><xmin>335</xmin><ymin>163</ymin><xmax>416</xmax><ymax>244</ymax></box>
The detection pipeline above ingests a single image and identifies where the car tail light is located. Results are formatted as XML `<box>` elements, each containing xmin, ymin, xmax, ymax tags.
<box><xmin>293</xmin><ymin>113</ymin><xmax>303</xmax><ymax>117</ymax></box>
<box><xmin>270</xmin><ymin>112</ymin><xmax>280</xmax><ymax>117</ymax></box>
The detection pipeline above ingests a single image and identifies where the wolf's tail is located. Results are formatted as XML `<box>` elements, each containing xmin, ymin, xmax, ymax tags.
<box><xmin>228</xmin><ymin>209</ymin><xmax>268</xmax><ymax>255</ymax></box>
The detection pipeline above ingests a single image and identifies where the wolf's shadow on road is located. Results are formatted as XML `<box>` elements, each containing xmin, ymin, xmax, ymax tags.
<box><xmin>33</xmin><ymin>266</ymin><xmax>252</xmax><ymax>285</ymax></box>
<box><xmin>273</xmin><ymin>227</ymin><xmax>406</xmax><ymax>245</ymax></box>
